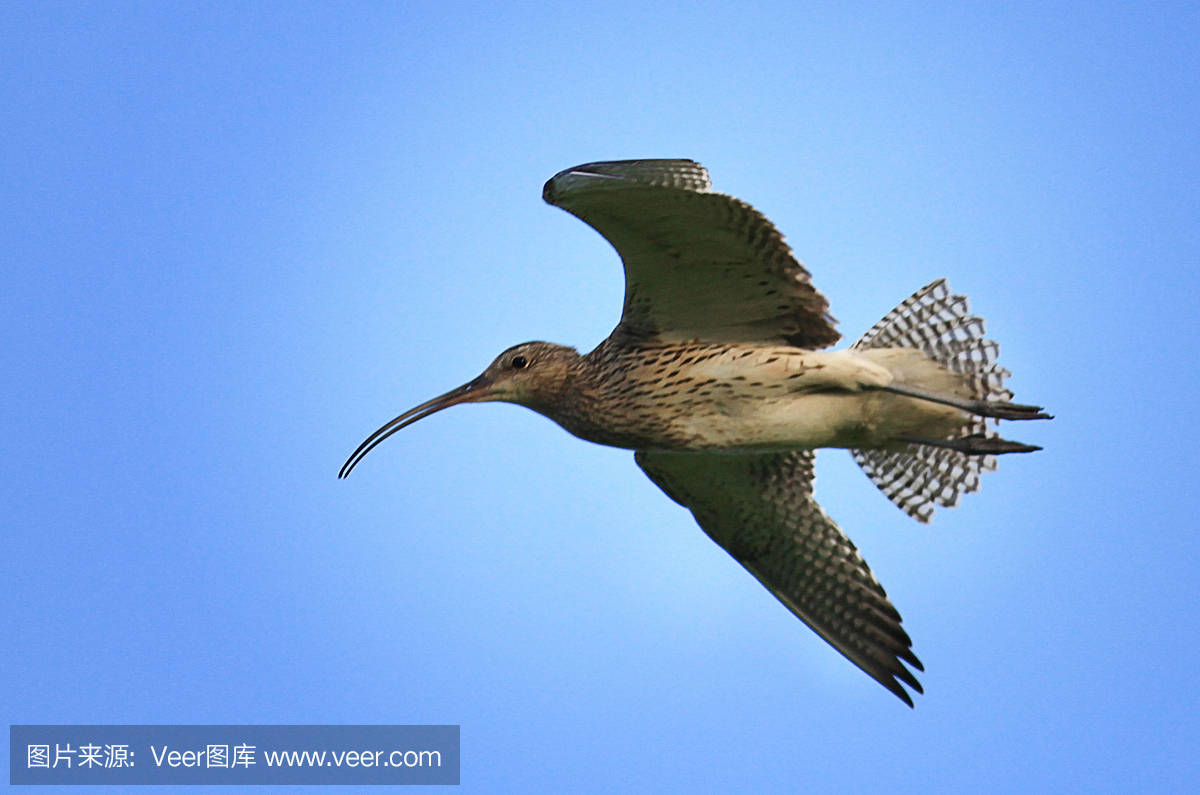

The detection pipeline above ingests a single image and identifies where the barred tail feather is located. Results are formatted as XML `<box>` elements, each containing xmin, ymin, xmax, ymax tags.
<box><xmin>851</xmin><ymin>279</ymin><xmax>1012</xmax><ymax>523</ymax></box>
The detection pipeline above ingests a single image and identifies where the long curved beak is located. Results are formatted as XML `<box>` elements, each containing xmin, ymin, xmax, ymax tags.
<box><xmin>339</xmin><ymin>375</ymin><xmax>493</xmax><ymax>478</ymax></box>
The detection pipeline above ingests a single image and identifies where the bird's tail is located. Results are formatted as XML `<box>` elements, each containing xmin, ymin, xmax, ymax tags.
<box><xmin>849</xmin><ymin>279</ymin><xmax>1013</xmax><ymax>523</ymax></box>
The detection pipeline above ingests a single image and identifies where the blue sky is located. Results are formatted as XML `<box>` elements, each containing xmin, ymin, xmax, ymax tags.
<box><xmin>3</xmin><ymin>2</ymin><xmax>1198</xmax><ymax>792</ymax></box>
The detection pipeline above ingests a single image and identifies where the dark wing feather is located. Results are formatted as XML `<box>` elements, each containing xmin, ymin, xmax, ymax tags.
<box><xmin>636</xmin><ymin>449</ymin><xmax>923</xmax><ymax>706</ymax></box>
<box><xmin>543</xmin><ymin>160</ymin><xmax>840</xmax><ymax>349</ymax></box>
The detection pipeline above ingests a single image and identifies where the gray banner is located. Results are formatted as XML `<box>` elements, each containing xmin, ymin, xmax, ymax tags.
<box><xmin>10</xmin><ymin>725</ymin><xmax>459</xmax><ymax>785</ymax></box>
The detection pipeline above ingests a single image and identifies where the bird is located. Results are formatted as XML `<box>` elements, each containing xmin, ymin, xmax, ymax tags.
<box><xmin>340</xmin><ymin>159</ymin><xmax>1050</xmax><ymax>706</ymax></box>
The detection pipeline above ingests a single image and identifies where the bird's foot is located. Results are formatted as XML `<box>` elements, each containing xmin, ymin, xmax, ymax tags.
<box><xmin>878</xmin><ymin>383</ymin><xmax>1053</xmax><ymax>421</ymax></box>
<box><xmin>899</xmin><ymin>433</ymin><xmax>1042</xmax><ymax>455</ymax></box>
<box><xmin>968</xmin><ymin>400</ymin><xmax>1053</xmax><ymax>421</ymax></box>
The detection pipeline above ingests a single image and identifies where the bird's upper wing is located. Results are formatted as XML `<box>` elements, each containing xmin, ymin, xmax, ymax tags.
<box><xmin>635</xmin><ymin>449</ymin><xmax>923</xmax><ymax>705</ymax></box>
<box><xmin>543</xmin><ymin>160</ymin><xmax>840</xmax><ymax>349</ymax></box>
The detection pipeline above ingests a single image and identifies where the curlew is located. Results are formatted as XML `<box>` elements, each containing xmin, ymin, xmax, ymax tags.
<box><xmin>340</xmin><ymin>160</ymin><xmax>1050</xmax><ymax>706</ymax></box>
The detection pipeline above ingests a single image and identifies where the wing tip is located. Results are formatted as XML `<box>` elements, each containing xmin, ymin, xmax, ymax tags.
<box><xmin>875</xmin><ymin>662</ymin><xmax>923</xmax><ymax>707</ymax></box>
<box><xmin>866</xmin><ymin>656</ymin><xmax>924</xmax><ymax>707</ymax></box>
<box><xmin>543</xmin><ymin>159</ymin><xmax>711</xmax><ymax>205</ymax></box>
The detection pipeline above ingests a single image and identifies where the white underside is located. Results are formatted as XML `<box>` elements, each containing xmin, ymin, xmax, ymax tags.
<box><xmin>666</xmin><ymin>347</ymin><xmax>972</xmax><ymax>451</ymax></box>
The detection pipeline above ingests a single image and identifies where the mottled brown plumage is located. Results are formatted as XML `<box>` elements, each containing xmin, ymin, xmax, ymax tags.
<box><xmin>341</xmin><ymin>160</ymin><xmax>1050</xmax><ymax>706</ymax></box>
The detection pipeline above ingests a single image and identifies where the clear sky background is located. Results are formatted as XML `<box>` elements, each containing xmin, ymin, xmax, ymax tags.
<box><xmin>3</xmin><ymin>2</ymin><xmax>1198</xmax><ymax>792</ymax></box>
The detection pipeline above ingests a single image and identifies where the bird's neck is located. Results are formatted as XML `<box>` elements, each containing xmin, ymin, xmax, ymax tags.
<box><xmin>528</xmin><ymin>339</ymin><xmax>715</xmax><ymax>450</ymax></box>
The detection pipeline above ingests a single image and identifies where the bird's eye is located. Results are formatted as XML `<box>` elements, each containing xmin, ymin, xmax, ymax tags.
<box><xmin>511</xmin><ymin>355</ymin><xmax>529</xmax><ymax>369</ymax></box>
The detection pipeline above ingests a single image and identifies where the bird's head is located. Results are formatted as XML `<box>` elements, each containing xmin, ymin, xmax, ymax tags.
<box><xmin>339</xmin><ymin>341</ymin><xmax>580</xmax><ymax>477</ymax></box>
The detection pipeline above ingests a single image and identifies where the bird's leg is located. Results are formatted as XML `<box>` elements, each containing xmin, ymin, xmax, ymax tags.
<box><xmin>877</xmin><ymin>383</ymin><xmax>1052</xmax><ymax>421</ymax></box>
<box><xmin>899</xmin><ymin>433</ymin><xmax>1042</xmax><ymax>455</ymax></box>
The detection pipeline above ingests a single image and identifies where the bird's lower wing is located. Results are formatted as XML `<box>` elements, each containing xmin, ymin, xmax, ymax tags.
<box><xmin>635</xmin><ymin>449</ymin><xmax>923</xmax><ymax>705</ymax></box>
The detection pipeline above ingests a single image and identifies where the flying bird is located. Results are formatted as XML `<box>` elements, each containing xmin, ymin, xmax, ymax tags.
<box><xmin>340</xmin><ymin>160</ymin><xmax>1049</xmax><ymax>706</ymax></box>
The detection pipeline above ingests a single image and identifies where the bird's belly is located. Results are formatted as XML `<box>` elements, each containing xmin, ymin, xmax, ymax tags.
<box><xmin>672</xmin><ymin>393</ymin><xmax>866</xmax><ymax>450</ymax></box>
<box><xmin>666</xmin><ymin>391</ymin><xmax>969</xmax><ymax>452</ymax></box>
